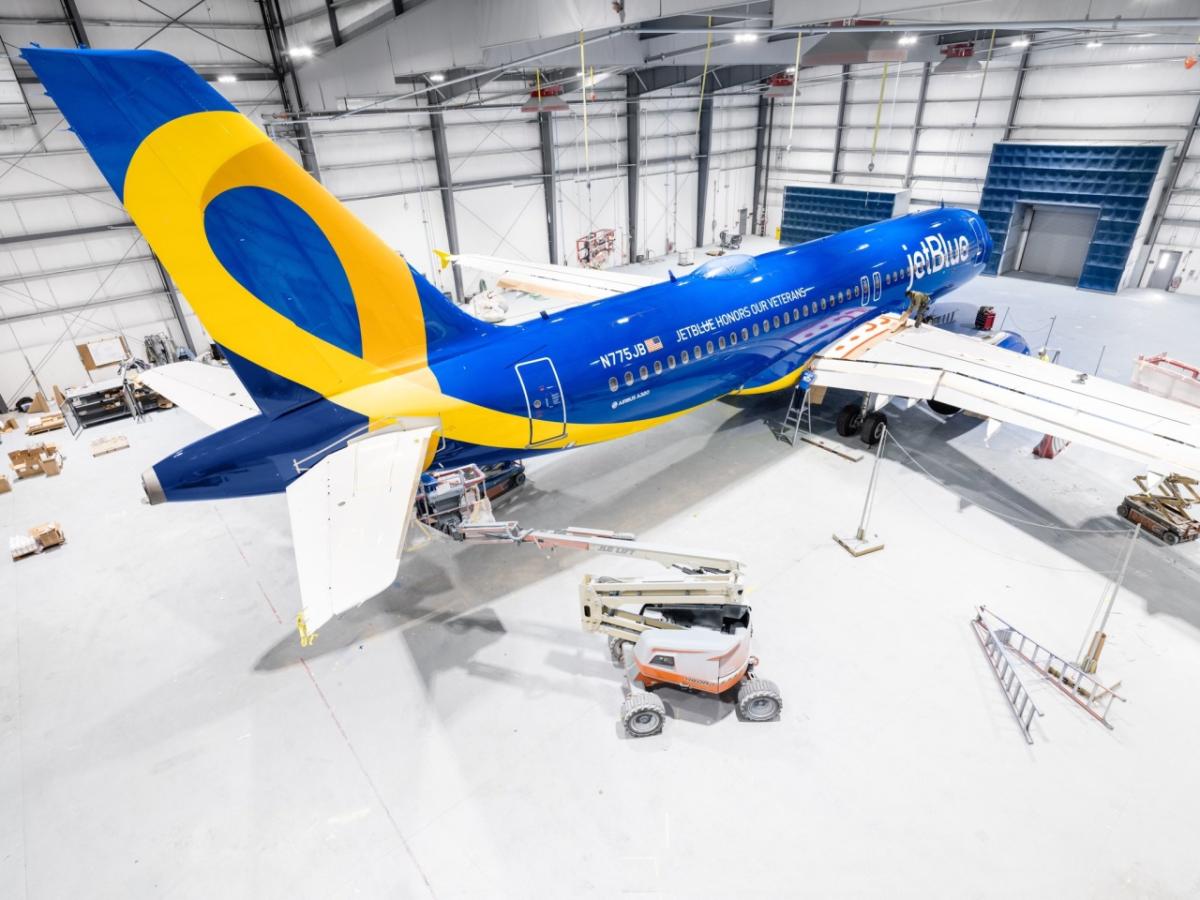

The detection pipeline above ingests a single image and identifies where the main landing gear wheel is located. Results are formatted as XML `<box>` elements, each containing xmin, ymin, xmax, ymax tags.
<box><xmin>737</xmin><ymin>678</ymin><xmax>782</xmax><ymax>722</ymax></box>
<box><xmin>836</xmin><ymin>403</ymin><xmax>864</xmax><ymax>437</ymax></box>
<box><xmin>621</xmin><ymin>691</ymin><xmax>666</xmax><ymax>737</ymax></box>
<box><xmin>860</xmin><ymin>411</ymin><xmax>888</xmax><ymax>446</ymax></box>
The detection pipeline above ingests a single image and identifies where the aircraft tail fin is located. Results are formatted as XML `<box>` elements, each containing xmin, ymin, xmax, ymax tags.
<box><xmin>23</xmin><ymin>46</ymin><xmax>487</xmax><ymax>417</ymax></box>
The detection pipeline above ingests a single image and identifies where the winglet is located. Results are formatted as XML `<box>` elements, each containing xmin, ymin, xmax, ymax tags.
<box><xmin>434</xmin><ymin>249</ymin><xmax>453</xmax><ymax>270</ymax></box>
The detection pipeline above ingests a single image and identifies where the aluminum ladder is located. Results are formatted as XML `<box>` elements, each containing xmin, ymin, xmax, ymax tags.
<box><xmin>979</xmin><ymin>606</ymin><xmax>1126</xmax><ymax>730</ymax></box>
<box><xmin>780</xmin><ymin>384</ymin><xmax>811</xmax><ymax>446</ymax></box>
<box><xmin>971</xmin><ymin>611</ymin><xmax>1043</xmax><ymax>744</ymax></box>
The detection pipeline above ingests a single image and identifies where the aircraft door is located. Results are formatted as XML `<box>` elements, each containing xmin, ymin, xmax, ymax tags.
<box><xmin>872</xmin><ymin>271</ymin><xmax>882</xmax><ymax>302</ymax></box>
<box><xmin>515</xmin><ymin>357</ymin><xmax>567</xmax><ymax>446</ymax></box>
<box><xmin>859</xmin><ymin>275</ymin><xmax>871</xmax><ymax>306</ymax></box>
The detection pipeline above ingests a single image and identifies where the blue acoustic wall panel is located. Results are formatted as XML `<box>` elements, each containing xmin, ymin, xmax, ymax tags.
<box><xmin>978</xmin><ymin>144</ymin><xmax>1164</xmax><ymax>293</ymax></box>
<box><xmin>780</xmin><ymin>185</ymin><xmax>904</xmax><ymax>246</ymax></box>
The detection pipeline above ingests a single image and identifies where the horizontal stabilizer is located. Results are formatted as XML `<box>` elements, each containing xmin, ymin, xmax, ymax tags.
<box><xmin>444</xmin><ymin>252</ymin><xmax>658</xmax><ymax>302</ymax></box>
<box><xmin>286</xmin><ymin>426</ymin><xmax>436</xmax><ymax>634</ymax></box>
<box><xmin>809</xmin><ymin>315</ymin><xmax>1200</xmax><ymax>473</ymax></box>
<box><xmin>138</xmin><ymin>362</ymin><xmax>259</xmax><ymax>430</ymax></box>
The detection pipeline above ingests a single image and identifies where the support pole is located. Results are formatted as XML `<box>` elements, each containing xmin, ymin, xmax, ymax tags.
<box><xmin>1002</xmin><ymin>40</ymin><xmax>1032</xmax><ymax>141</ymax></box>
<box><xmin>760</xmin><ymin>98</ymin><xmax>774</xmax><ymax>236</ymax></box>
<box><xmin>625</xmin><ymin>75</ymin><xmax>641</xmax><ymax>262</ymax></box>
<box><xmin>59</xmin><ymin>0</ymin><xmax>90</xmax><ymax>46</ymax></box>
<box><xmin>904</xmin><ymin>62</ymin><xmax>930</xmax><ymax>188</ymax></box>
<box><xmin>430</xmin><ymin>109</ymin><xmax>465</xmax><ymax>302</ymax></box>
<box><xmin>152</xmin><ymin>257</ymin><xmax>196</xmax><ymax>355</ymax></box>
<box><xmin>324</xmin><ymin>0</ymin><xmax>342</xmax><ymax>46</ymax></box>
<box><xmin>834</xmin><ymin>425</ymin><xmax>887</xmax><ymax>556</ymax></box>
<box><xmin>1078</xmin><ymin>524</ymin><xmax>1140</xmax><ymax>673</ymax></box>
<box><xmin>537</xmin><ymin>111</ymin><xmax>559</xmax><ymax>264</ymax></box>
<box><xmin>830</xmin><ymin>64</ymin><xmax>849</xmax><ymax>184</ymax></box>
<box><xmin>750</xmin><ymin>95</ymin><xmax>769</xmax><ymax>237</ymax></box>
<box><xmin>260</xmin><ymin>0</ymin><xmax>322</xmax><ymax>180</ymax></box>
<box><xmin>695</xmin><ymin>94</ymin><xmax>714</xmax><ymax>248</ymax></box>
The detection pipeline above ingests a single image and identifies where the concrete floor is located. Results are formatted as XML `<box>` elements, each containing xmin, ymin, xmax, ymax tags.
<box><xmin>3</xmin><ymin>262</ymin><xmax>1200</xmax><ymax>898</ymax></box>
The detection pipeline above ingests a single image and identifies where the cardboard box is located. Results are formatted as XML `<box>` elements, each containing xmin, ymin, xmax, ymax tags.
<box><xmin>41</xmin><ymin>456</ymin><xmax>62</xmax><ymax>477</ymax></box>
<box><xmin>31</xmin><ymin>522</ymin><xmax>65</xmax><ymax>550</ymax></box>
<box><xmin>1</xmin><ymin>418</ymin><xmax>17</xmax><ymax>433</ymax></box>
<box><xmin>0</xmin><ymin>475</ymin><xmax>10</xmax><ymax>494</ymax></box>
<box><xmin>26</xmin><ymin>413</ymin><xmax>66</xmax><ymax>435</ymax></box>
<box><xmin>27</xmin><ymin>391</ymin><xmax>50</xmax><ymax>414</ymax></box>
<box><xmin>7</xmin><ymin>443</ymin><xmax>63</xmax><ymax>479</ymax></box>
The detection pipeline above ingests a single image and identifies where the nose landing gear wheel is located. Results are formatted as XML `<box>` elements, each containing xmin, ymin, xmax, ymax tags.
<box><xmin>737</xmin><ymin>678</ymin><xmax>782</xmax><ymax>722</ymax></box>
<box><xmin>836</xmin><ymin>403</ymin><xmax>864</xmax><ymax>436</ymax></box>
<box><xmin>860</xmin><ymin>412</ymin><xmax>888</xmax><ymax>446</ymax></box>
<box><xmin>621</xmin><ymin>691</ymin><xmax>666</xmax><ymax>737</ymax></box>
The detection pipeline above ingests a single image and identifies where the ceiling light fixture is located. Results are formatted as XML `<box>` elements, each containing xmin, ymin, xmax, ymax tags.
<box><xmin>287</xmin><ymin>46</ymin><xmax>314</xmax><ymax>59</ymax></box>
<box><xmin>898</xmin><ymin>34</ymin><xmax>917</xmax><ymax>46</ymax></box>
<box><xmin>1087</xmin><ymin>40</ymin><xmax>1103</xmax><ymax>48</ymax></box>
<box><xmin>428</xmin><ymin>73</ymin><xmax>445</xmax><ymax>82</ymax></box>
<box><xmin>785</xmin><ymin>66</ymin><xmax>796</xmax><ymax>74</ymax></box>
<box><xmin>1011</xmin><ymin>36</ymin><xmax>1030</xmax><ymax>48</ymax></box>
<box><xmin>734</xmin><ymin>32</ymin><xmax>758</xmax><ymax>43</ymax></box>
<box><xmin>217</xmin><ymin>74</ymin><xmax>237</xmax><ymax>83</ymax></box>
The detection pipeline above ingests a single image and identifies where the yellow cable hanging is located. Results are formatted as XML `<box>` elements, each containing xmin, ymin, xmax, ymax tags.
<box><xmin>696</xmin><ymin>16</ymin><xmax>713</xmax><ymax>133</ymax></box>
<box><xmin>868</xmin><ymin>62</ymin><xmax>890</xmax><ymax>172</ymax></box>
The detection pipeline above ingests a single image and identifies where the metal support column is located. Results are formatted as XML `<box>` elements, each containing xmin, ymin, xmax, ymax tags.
<box><xmin>431</xmin><ymin>109</ymin><xmax>465</xmax><ymax>302</ymax></box>
<box><xmin>904</xmin><ymin>62</ymin><xmax>931</xmax><ymax>188</ymax></box>
<box><xmin>831</xmin><ymin>65</ymin><xmax>849</xmax><ymax>184</ymax></box>
<box><xmin>324</xmin><ymin>0</ymin><xmax>342</xmax><ymax>46</ymax></box>
<box><xmin>626</xmin><ymin>75</ymin><xmax>640</xmax><ymax>262</ymax></box>
<box><xmin>59</xmin><ymin>0</ymin><xmax>90</xmax><ymax>46</ymax></box>
<box><xmin>260</xmin><ymin>0</ymin><xmax>322</xmax><ymax>180</ymax></box>
<box><xmin>750</xmin><ymin>95</ymin><xmax>769</xmax><ymax>235</ymax></box>
<box><xmin>1143</xmin><ymin>93</ymin><xmax>1200</xmax><ymax>256</ymax></box>
<box><xmin>695</xmin><ymin>94</ymin><xmax>714</xmax><ymax>248</ymax></box>
<box><xmin>1002</xmin><ymin>42</ymin><xmax>1032</xmax><ymax>141</ymax></box>
<box><xmin>152</xmin><ymin>257</ymin><xmax>196</xmax><ymax>355</ymax></box>
<box><xmin>537</xmin><ymin>112</ymin><xmax>559</xmax><ymax>265</ymax></box>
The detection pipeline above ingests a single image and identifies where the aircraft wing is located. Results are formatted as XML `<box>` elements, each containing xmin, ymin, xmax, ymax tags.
<box><xmin>285</xmin><ymin>426</ymin><xmax>436</xmax><ymax>635</ymax></box>
<box><xmin>438</xmin><ymin>250</ymin><xmax>658</xmax><ymax>302</ymax></box>
<box><xmin>138</xmin><ymin>361</ymin><xmax>259</xmax><ymax>430</ymax></box>
<box><xmin>807</xmin><ymin>313</ymin><xmax>1200</xmax><ymax>473</ymax></box>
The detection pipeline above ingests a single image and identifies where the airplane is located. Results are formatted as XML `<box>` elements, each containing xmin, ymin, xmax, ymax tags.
<box><xmin>24</xmin><ymin>46</ymin><xmax>1200</xmax><ymax>634</ymax></box>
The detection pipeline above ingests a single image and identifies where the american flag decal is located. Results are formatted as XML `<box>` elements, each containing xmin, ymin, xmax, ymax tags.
<box><xmin>645</xmin><ymin>336</ymin><xmax>663</xmax><ymax>352</ymax></box>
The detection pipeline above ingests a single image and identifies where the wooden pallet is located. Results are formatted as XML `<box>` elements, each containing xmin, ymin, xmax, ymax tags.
<box><xmin>90</xmin><ymin>435</ymin><xmax>130</xmax><ymax>457</ymax></box>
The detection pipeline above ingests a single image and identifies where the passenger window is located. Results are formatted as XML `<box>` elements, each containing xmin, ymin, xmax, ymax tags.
<box><xmin>803</xmin><ymin>304</ymin><xmax>809</xmax><ymax>316</ymax></box>
<box><xmin>885</xmin><ymin>272</ymin><xmax>891</xmax><ymax>285</ymax></box>
<box><xmin>837</xmin><ymin>291</ymin><xmax>843</xmax><ymax>302</ymax></box>
<box><xmin>706</xmin><ymin>340</ymin><xmax>714</xmax><ymax>354</ymax></box>
<box><xmin>854</xmin><ymin>284</ymin><xmax>860</xmax><ymax>297</ymax></box>
<box><xmin>784</xmin><ymin>311</ymin><xmax>791</xmax><ymax>324</ymax></box>
<box><xmin>729</xmin><ymin>332</ymin><xmax>738</xmax><ymax>346</ymax></box>
<box><xmin>752</xmin><ymin>323</ymin><xmax>760</xmax><ymax>336</ymax></box>
<box><xmin>773</xmin><ymin>315</ymin><xmax>780</xmax><ymax>329</ymax></box>
<box><xmin>624</xmin><ymin>370</ymin><xmax>634</xmax><ymax>386</ymax></box>
<box><xmin>763</xmin><ymin>319</ymin><xmax>771</xmax><ymax>333</ymax></box>
<box><xmin>718</xmin><ymin>336</ymin><xmax>726</xmax><ymax>350</ymax></box>
<box><xmin>821</xmin><ymin>298</ymin><xmax>827</xmax><ymax>311</ymax></box>
<box><xmin>608</xmin><ymin>376</ymin><xmax>618</xmax><ymax>392</ymax></box>
<box><xmin>667</xmin><ymin>355</ymin><xmax>676</xmax><ymax>369</ymax></box>
<box><xmin>639</xmin><ymin>365</ymin><xmax>648</xmax><ymax>380</ymax></box>
<box><xmin>694</xmin><ymin>345</ymin><xmax>702</xmax><ymax>359</ymax></box>
<box><xmin>681</xmin><ymin>350</ymin><xmax>690</xmax><ymax>364</ymax></box>
<box><xmin>741</xmin><ymin>327</ymin><xmax>749</xmax><ymax>341</ymax></box>
<box><xmin>653</xmin><ymin>360</ymin><xmax>663</xmax><ymax>375</ymax></box>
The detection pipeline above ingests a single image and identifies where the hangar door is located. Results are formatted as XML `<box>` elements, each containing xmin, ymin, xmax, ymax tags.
<box><xmin>1018</xmin><ymin>205</ymin><xmax>1100</xmax><ymax>284</ymax></box>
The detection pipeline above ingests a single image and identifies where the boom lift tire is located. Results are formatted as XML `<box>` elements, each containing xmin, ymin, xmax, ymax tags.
<box><xmin>608</xmin><ymin>635</ymin><xmax>629</xmax><ymax>668</ymax></box>
<box><xmin>860</xmin><ymin>411</ymin><xmax>888</xmax><ymax>446</ymax></box>
<box><xmin>621</xmin><ymin>691</ymin><xmax>666</xmax><ymax>737</ymax></box>
<box><xmin>737</xmin><ymin>678</ymin><xmax>782</xmax><ymax>722</ymax></box>
<box><xmin>836</xmin><ymin>403</ymin><xmax>864</xmax><ymax>437</ymax></box>
<box><xmin>1163</xmin><ymin>530</ymin><xmax>1181</xmax><ymax>546</ymax></box>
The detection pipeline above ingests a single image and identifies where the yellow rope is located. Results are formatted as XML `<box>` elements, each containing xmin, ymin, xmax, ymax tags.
<box><xmin>868</xmin><ymin>62</ymin><xmax>890</xmax><ymax>171</ymax></box>
<box><xmin>578</xmin><ymin>31</ymin><xmax>590</xmax><ymax>178</ymax></box>
<box><xmin>696</xmin><ymin>16</ymin><xmax>713</xmax><ymax>133</ymax></box>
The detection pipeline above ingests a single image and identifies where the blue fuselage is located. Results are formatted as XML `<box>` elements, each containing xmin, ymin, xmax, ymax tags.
<box><xmin>151</xmin><ymin>207</ymin><xmax>992</xmax><ymax>501</ymax></box>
